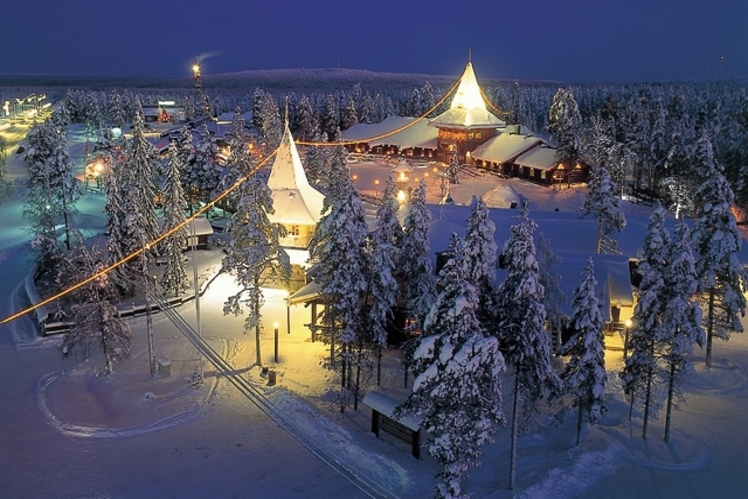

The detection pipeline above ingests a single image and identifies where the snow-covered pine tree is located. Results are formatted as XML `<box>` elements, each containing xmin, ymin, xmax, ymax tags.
<box><xmin>23</xmin><ymin>120</ymin><xmax>81</xmax><ymax>267</ymax></box>
<box><xmin>494</xmin><ymin>204</ymin><xmax>561</xmax><ymax>490</ymax></box>
<box><xmin>421</xmin><ymin>81</ymin><xmax>436</xmax><ymax>116</ymax></box>
<box><xmin>537</xmin><ymin>232</ymin><xmax>566</xmax><ymax>353</ymax></box>
<box><xmin>50</xmin><ymin>101</ymin><xmax>71</xmax><ymax>132</ymax></box>
<box><xmin>119</xmin><ymin>98</ymin><xmax>161</xmax><ymax>289</ymax></box>
<box><xmin>660</xmin><ymin>220</ymin><xmax>704</xmax><ymax>442</ymax></box>
<box><xmin>259</xmin><ymin>93</ymin><xmax>283</xmax><ymax>150</ymax></box>
<box><xmin>107</xmin><ymin>90</ymin><xmax>126</xmax><ymax>129</ymax></box>
<box><xmin>366</xmin><ymin>174</ymin><xmax>403</xmax><ymax>386</ymax></box>
<box><xmin>462</xmin><ymin>198</ymin><xmax>498</xmax><ymax>325</ymax></box>
<box><xmin>103</xmin><ymin>154</ymin><xmax>129</xmax><ymax>294</ymax></box>
<box><xmin>294</xmin><ymin>95</ymin><xmax>319</xmax><ymax>142</ymax></box>
<box><xmin>621</xmin><ymin>204</ymin><xmax>669</xmax><ymax>439</ymax></box>
<box><xmin>397</xmin><ymin>239</ymin><xmax>506</xmax><ymax>499</ymax></box>
<box><xmin>222</xmin><ymin>142</ymin><xmax>291</xmax><ymax>368</ymax></box>
<box><xmin>647</xmin><ymin>98</ymin><xmax>669</xmax><ymax>192</ymax></box>
<box><xmin>60</xmin><ymin>238</ymin><xmax>133</xmax><ymax>376</ymax></box>
<box><xmin>188</xmin><ymin>124</ymin><xmax>220</xmax><ymax>211</ymax></box>
<box><xmin>548</xmin><ymin>88</ymin><xmax>583</xmax><ymax>185</ymax></box>
<box><xmin>341</xmin><ymin>96</ymin><xmax>358</xmax><ymax>131</ymax></box>
<box><xmin>581</xmin><ymin>165</ymin><xmax>626</xmax><ymax>254</ymax></box>
<box><xmin>159</xmin><ymin>142</ymin><xmax>189</xmax><ymax>297</ymax></box>
<box><xmin>321</xmin><ymin>93</ymin><xmax>340</xmax><ymax>141</ymax></box>
<box><xmin>251</xmin><ymin>87</ymin><xmax>266</xmax><ymax>132</ymax></box>
<box><xmin>83</xmin><ymin>91</ymin><xmax>102</xmax><ymax>132</ymax></box>
<box><xmin>662</xmin><ymin>120</ymin><xmax>699</xmax><ymax>219</ymax></box>
<box><xmin>560</xmin><ymin>257</ymin><xmax>606</xmax><ymax>447</ymax></box>
<box><xmin>581</xmin><ymin>115</ymin><xmax>615</xmax><ymax>174</ymax></box>
<box><xmin>691</xmin><ymin>137</ymin><xmax>747</xmax><ymax>368</ymax></box>
<box><xmin>303</xmin><ymin>131</ymin><xmax>328</xmax><ymax>189</ymax></box>
<box><xmin>400</xmin><ymin>179</ymin><xmax>436</xmax><ymax>324</ymax></box>
<box><xmin>307</xmin><ymin>159</ymin><xmax>369</xmax><ymax>412</ymax></box>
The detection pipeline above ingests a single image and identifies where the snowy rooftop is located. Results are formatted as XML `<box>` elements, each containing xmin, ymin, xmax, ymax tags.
<box><xmin>342</xmin><ymin>115</ymin><xmax>438</xmax><ymax>150</ymax></box>
<box><xmin>515</xmin><ymin>143</ymin><xmax>559</xmax><ymax>171</ymax></box>
<box><xmin>472</xmin><ymin>130</ymin><xmax>547</xmax><ymax>164</ymax></box>
<box><xmin>267</xmin><ymin>124</ymin><xmax>326</xmax><ymax>225</ymax></box>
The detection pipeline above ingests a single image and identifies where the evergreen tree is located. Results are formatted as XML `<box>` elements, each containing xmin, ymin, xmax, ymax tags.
<box><xmin>581</xmin><ymin>166</ymin><xmax>626</xmax><ymax>254</ymax></box>
<box><xmin>537</xmin><ymin>232</ymin><xmax>566</xmax><ymax>352</ymax></box>
<box><xmin>462</xmin><ymin>198</ymin><xmax>497</xmax><ymax>324</ymax></box>
<box><xmin>307</xmin><ymin>160</ymin><xmax>368</xmax><ymax>412</ymax></box>
<box><xmin>691</xmin><ymin>143</ymin><xmax>747</xmax><ymax>368</ymax></box>
<box><xmin>494</xmin><ymin>205</ymin><xmax>561</xmax><ymax>490</ymax></box>
<box><xmin>295</xmin><ymin>95</ymin><xmax>318</xmax><ymax>141</ymax></box>
<box><xmin>159</xmin><ymin>142</ymin><xmax>189</xmax><ymax>297</ymax></box>
<box><xmin>188</xmin><ymin>124</ymin><xmax>221</xmax><ymax>210</ymax></box>
<box><xmin>107</xmin><ymin>90</ymin><xmax>126</xmax><ymax>129</ymax></box>
<box><xmin>60</xmin><ymin>238</ymin><xmax>132</xmax><ymax>376</ymax></box>
<box><xmin>223</xmin><ymin>157</ymin><xmax>290</xmax><ymax>368</ymax></box>
<box><xmin>103</xmin><ymin>154</ymin><xmax>128</xmax><ymax>293</ymax></box>
<box><xmin>23</xmin><ymin>120</ymin><xmax>81</xmax><ymax>266</ymax></box>
<box><xmin>660</xmin><ymin>220</ymin><xmax>704</xmax><ymax>442</ymax></box>
<box><xmin>621</xmin><ymin>205</ymin><xmax>669</xmax><ymax>439</ymax></box>
<box><xmin>367</xmin><ymin>174</ymin><xmax>403</xmax><ymax>385</ymax></box>
<box><xmin>560</xmin><ymin>258</ymin><xmax>606</xmax><ymax>447</ymax></box>
<box><xmin>400</xmin><ymin>180</ymin><xmax>436</xmax><ymax>324</ymax></box>
<box><xmin>50</xmin><ymin>101</ymin><xmax>71</xmax><ymax>132</ymax></box>
<box><xmin>321</xmin><ymin>93</ymin><xmax>340</xmax><ymax>140</ymax></box>
<box><xmin>303</xmin><ymin>132</ymin><xmax>328</xmax><ymax>188</ymax></box>
<box><xmin>548</xmin><ymin>88</ymin><xmax>583</xmax><ymax>184</ymax></box>
<box><xmin>341</xmin><ymin>96</ymin><xmax>358</xmax><ymax>130</ymax></box>
<box><xmin>662</xmin><ymin>121</ymin><xmax>698</xmax><ymax>219</ymax></box>
<box><xmin>259</xmin><ymin>93</ymin><xmax>282</xmax><ymax>150</ymax></box>
<box><xmin>397</xmin><ymin>241</ymin><xmax>505</xmax><ymax>499</ymax></box>
<box><xmin>421</xmin><ymin>81</ymin><xmax>437</xmax><ymax>116</ymax></box>
<box><xmin>251</xmin><ymin>87</ymin><xmax>265</xmax><ymax>132</ymax></box>
<box><xmin>119</xmin><ymin>98</ymin><xmax>161</xmax><ymax>289</ymax></box>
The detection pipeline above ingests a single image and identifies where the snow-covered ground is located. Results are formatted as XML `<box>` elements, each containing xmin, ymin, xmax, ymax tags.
<box><xmin>3</xmin><ymin>133</ymin><xmax>748</xmax><ymax>498</ymax></box>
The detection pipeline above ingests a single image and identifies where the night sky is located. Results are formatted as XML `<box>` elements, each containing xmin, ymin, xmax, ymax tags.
<box><xmin>2</xmin><ymin>0</ymin><xmax>746</xmax><ymax>83</ymax></box>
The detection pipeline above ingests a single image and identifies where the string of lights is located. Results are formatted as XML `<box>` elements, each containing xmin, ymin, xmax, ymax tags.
<box><xmin>0</xmin><ymin>151</ymin><xmax>278</xmax><ymax>325</ymax></box>
<box><xmin>1</xmin><ymin>72</ymin><xmax>471</xmax><ymax>325</ymax></box>
<box><xmin>296</xmin><ymin>78</ymin><xmax>461</xmax><ymax>147</ymax></box>
<box><xmin>479</xmin><ymin>85</ymin><xmax>510</xmax><ymax>117</ymax></box>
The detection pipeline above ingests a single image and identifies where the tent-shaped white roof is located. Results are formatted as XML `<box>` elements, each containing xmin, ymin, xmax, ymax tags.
<box><xmin>342</xmin><ymin>116</ymin><xmax>438</xmax><ymax>150</ymax></box>
<box><xmin>429</xmin><ymin>61</ymin><xmax>505</xmax><ymax>130</ymax></box>
<box><xmin>267</xmin><ymin>125</ymin><xmax>326</xmax><ymax>226</ymax></box>
<box><xmin>471</xmin><ymin>130</ymin><xmax>545</xmax><ymax>164</ymax></box>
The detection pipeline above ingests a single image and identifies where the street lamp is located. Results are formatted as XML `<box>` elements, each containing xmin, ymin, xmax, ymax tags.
<box><xmin>274</xmin><ymin>321</ymin><xmax>280</xmax><ymax>363</ymax></box>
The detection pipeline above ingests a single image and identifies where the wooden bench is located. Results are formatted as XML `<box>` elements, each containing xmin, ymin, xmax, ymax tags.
<box><xmin>363</xmin><ymin>391</ymin><xmax>423</xmax><ymax>459</ymax></box>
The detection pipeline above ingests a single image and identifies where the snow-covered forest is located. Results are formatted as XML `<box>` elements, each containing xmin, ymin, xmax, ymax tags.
<box><xmin>3</xmin><ymin>67</ymin><xmax>748</xmax><ymax>498</ymax></box>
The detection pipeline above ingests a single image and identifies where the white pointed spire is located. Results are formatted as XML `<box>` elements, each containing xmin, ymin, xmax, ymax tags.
<box><xmin>266</xmin><ymin>124</ymin><xmax>326</xmax><ymax>225</ymax></box>
<box><xmin>450</xmin><ymin>61</ymin><xmax>488</xmax><ymax>111</ymax></box>
<box><xmin>430</xmin><ymin>60</ymin><xmax>504</xmax><ymax>129</ymax></box>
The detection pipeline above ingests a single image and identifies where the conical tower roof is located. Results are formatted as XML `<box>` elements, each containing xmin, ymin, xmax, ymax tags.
<box><xmin>430</xmin><ymin>61</ymin><xmax>505</xmax><ymax>129</ymax></box>
<box><xmin>267</xmin><ymin>124</ymin><xmax>326</xmax><ymax>225</ymax></box>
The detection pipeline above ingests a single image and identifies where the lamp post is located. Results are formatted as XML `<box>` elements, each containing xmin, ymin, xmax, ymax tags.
<box><xmin>274</xmin><ymin>321</ymin><xmax>280</xmax><ymax>363</ymax></box>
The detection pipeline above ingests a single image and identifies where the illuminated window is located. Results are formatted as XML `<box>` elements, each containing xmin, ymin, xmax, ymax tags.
<box><xmin>289</xmin><ymin>225</ymin><xmax>300</xmax><ymax>236</ymax></box>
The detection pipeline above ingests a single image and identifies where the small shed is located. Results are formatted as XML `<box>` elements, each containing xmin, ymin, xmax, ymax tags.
<box><xmin>185</xmin><ymin>216</ymin><xmax>213</xmax><ymax>249</ymax></box>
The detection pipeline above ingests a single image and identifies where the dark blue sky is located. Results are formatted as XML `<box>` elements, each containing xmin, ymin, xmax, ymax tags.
<box><xmin>3</xmin><ymin>0</ymin><xmax>746</xmax><ymax>83</ymax></box>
